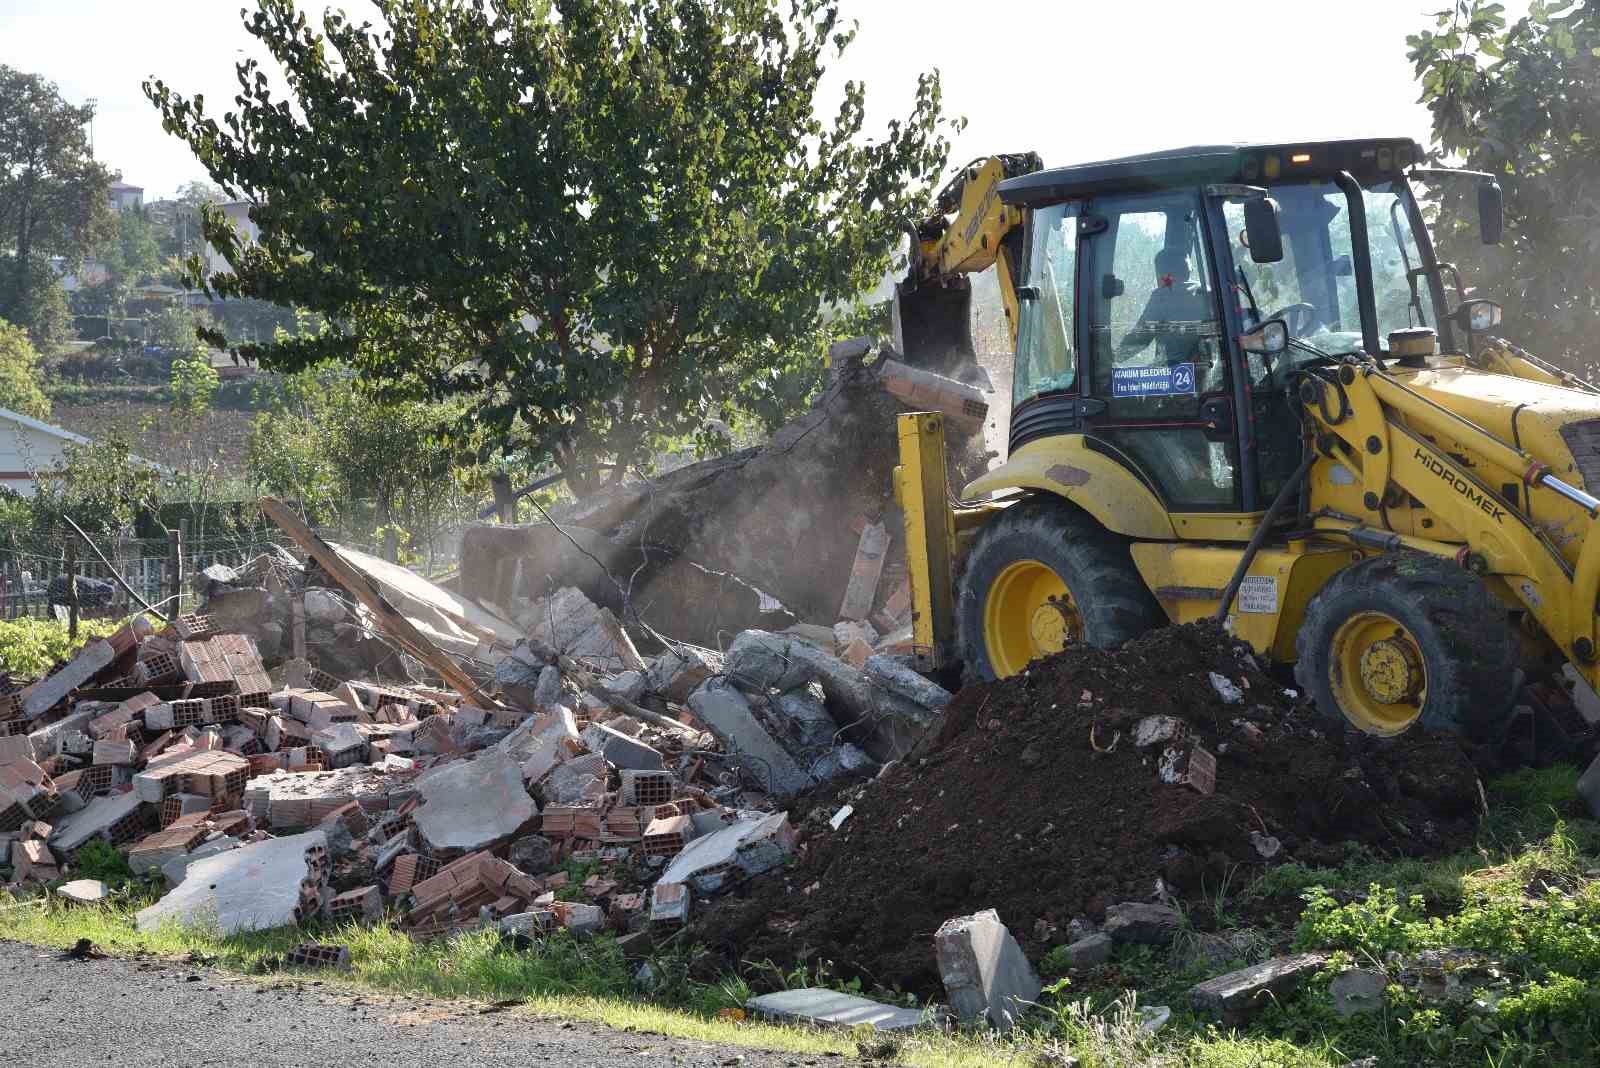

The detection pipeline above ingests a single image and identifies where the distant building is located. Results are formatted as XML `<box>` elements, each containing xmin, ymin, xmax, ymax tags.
<box><xmin>109</xmin><ymin>181</ymin><xmax>144</xmax><ymax>212</ymax></box>
<box><xmin>0</xmin><ymin>407</ymin><xmax>167</xmax><ymax>498</ymax></box>
<box><xmin>201</xmin><ymin>201</ymin><xmax>260</xmax><ymax>279</ymax></box>
<box><xmin>49</xmin><ymin>255</ymin><xmax>109</xmax><ymax>293</ymax></box>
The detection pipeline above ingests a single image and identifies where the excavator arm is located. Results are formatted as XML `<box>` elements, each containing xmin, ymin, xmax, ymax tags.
<box><xmin>893</xmin><ymin>153</ymin><xmax>1042</xmax><ymax>375</ymax></box>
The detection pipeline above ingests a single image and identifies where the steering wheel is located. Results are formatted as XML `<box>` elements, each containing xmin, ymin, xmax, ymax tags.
<box><xmin>1267</xmin><ymin>302</ymin><xmax>1319</xmax><ymax>337</ymax></box>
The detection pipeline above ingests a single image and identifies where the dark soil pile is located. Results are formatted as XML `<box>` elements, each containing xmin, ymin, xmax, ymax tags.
<box><xmin>695</xmin><ymin>621</ymin><xmax>1483</xmax><ymax>994</ymax></box>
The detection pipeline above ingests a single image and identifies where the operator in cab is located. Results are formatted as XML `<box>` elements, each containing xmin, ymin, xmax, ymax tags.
<box><xmin>1118</xmin><ymin>247</ymin><xmax>1211</xmax><ymax>363</ymax></box>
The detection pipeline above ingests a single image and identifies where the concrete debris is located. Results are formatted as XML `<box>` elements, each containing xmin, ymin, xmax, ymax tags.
<box><xmin>1208</xmin><ymin>672</ymin><xmax>1245</xmax><ymax>706</ymax></box>
<box><xmin>1188</xmin><ymin>952</ymin><xmax>1328</xmax><ymax>1025</ymax></box>
<box><xmin>864</xmin><ymin>654</ymin><xmax>952</xmax><ymax>711</ymax></box>
<box><xmin>1104</xmin><ymin>902</ymin><xmax>1182</xmax><ymax>946</ymax></box>
<box><xmin>746</xmin><ymin>988</ymin><xmax>927</xmax><ymax>1031</ymax></box>
<box><xmin>876</xmin><ymin>357</ymin><xmax>989</xmax><ymax>432</ymax></box>
<box><xmin>137</xmin><ymin>830</ymin><xmax>330</xmax><ymax>935</ymax></box>
<box><xmin>934</xmin><ymin>908</ymin><xmax>1041</xmax><ymax>1031</ymax></box>
<box><xmin>688</xmin><ymin>681</ymin><xmax>812</xmax><ymax>798</ymax></box>
<box><xmin>580</xmin><ymin>722</ymin><xmax>663</xmax><ymax>771</ymax></box>
<box><xmin>1063</xmin><ymin>932</ymin><xmax>1114</xmax><ymax>969</ymax></box>
<box><xmin>1133</xmin><ymin>715</ymin><xmax>1185</xmax><ymax>748</ymax></box>
<box><xmin>56</xmin><ymin>878</ymin><xmax>107</xmax><ymax>904</ymax></box>
<box><xmin>660</xmin><ymin>811</ymin><xmax>795</xmax><ymax>891</ymax></box>
<box><xmin>411</xmin><ymin>750</ymin><xmax>536</xmax><ymax>854</ymax></box>
<box><xmin>523</xmin><ymin>587</ymin><xmax>646</xmax><ymax>673</ymax></box>
<box><xmin>1330</xmin><ymin>967</ymin><xmax>1389</xmax><ymax>1016</ymax></box>
<box><xmin>646</xmin><ymin>646</ymin><xmax>722</xmax><ymax>704</ymax></box>
<box><xmin>837</xmin><ymin>521</ymin><xmax>890</xmax><ymax>621</ymax></box>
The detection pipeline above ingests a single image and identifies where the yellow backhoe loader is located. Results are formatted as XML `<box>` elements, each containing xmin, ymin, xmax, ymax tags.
<box><xmin>894</xmin><ymin>139</ymin><xmax>1600</xmax><ymax>746</ymax></box>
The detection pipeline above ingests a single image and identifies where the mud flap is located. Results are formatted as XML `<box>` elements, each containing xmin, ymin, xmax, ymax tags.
<box><xmin>892</xmin><ymin>278</ymin><xmax>975</xmax><ymax>379</ymax></box>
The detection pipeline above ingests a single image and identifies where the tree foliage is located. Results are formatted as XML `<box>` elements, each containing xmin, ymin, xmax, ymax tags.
<box><xmin>1409</xmin><ymin>1</ymin><xmax>1600</xmax><ymax>372</ymax></box>
<box><xmin>0</xmin><ymin>319</ymin><xmax>53</xmax><ymax>420</ymax></box>
<box><xmin>0</xmin><ymin>65</ymin><xmax>113</xmax><ymax>344</ymax></box>
<box><xmin>147</xmin><ymin>0</ymin><xmax>955</xmax><ymax>492</ymax></box>
<box><xmin>73</xmin><ymin>208</ymin><xmax>162</xmax><ymax>317</ymax></box>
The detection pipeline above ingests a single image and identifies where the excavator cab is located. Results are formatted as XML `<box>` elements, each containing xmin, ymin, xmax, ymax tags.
<box><xmin>895</xmin><ymin>139</ymin><xmax>1600</xmax><ymax>748</ymax></box>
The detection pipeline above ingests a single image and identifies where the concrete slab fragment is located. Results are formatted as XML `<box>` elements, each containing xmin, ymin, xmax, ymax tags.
<box><xmin>747</xmin><ymin>988</ymin><xmax>927</xmax><ymax>1031</ymax></box>
<box><xmin>661</xmin><ymin>811</ymin><xmax>794</xmax><ymax>889</ymax></box>
<box><xmin>412</xmin><ymin>750</ymin><xmax>536</xmax><ymax>853</ymax></box>
<box><xmin>934</xmin><ymin>908</ymin><xmax>1041</xmax><ymax>1031</ymax></box>
<box><xmin>1188</xmin><ymin>952</ymin><xmax>1328</xmax><ymax>1025</ymax></box>
<box><xmin>136</xmin><ymin>830</ymin><xmax>329</xmax><ymax>935</ymax></box>
<box><xmin>581</xmin><ymin>722</ymin><xmax>663</xmax><ymax>771</ymax></box>
<box><xmin>688</xmin><ymin>681</ymin><xmax>810</xmax><ymax>797</ymax></box>
<box><xmin>49</xmin><ymin>792</ymin><xmax>145</xmax><ymax>854</ymax></box>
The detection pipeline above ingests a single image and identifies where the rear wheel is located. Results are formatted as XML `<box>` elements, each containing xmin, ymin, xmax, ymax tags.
<box><xmin>958</xmin><ymin>497</ymin><xmax>1163</xmax><ymax>681</ymax></box>
<box><xmin>1294</xmin><ymin>552</ymin><xmax>1518</xmax><ymax>741</ymax></box>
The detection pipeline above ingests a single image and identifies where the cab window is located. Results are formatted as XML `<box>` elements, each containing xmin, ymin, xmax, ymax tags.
<box><xmin>1013</xmin><ymin>203</ymin><xmax>1077</xmax><ymax>406</ymax></box>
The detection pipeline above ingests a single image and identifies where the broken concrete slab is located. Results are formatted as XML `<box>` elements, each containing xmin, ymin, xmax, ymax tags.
<box><xmin>687</xmin><ymin>681</ymin><xmax>811</xmax><ymax>797</ymax></box>
<box><xmin>21</xmin><ymin>639</ymin><xmax>115</xmax><ymax>719</ymax></box>
<box><xmin>56</xmin><ymin>878</ymin><xmax>107</xmax><ymax>904</ymax></box>
<box><xmin>772</xmin><ymin>688</ymin><xmax>840</xmax><ymax>750</ymax></box>
<box><xmin>498</xmin><ymin>706</ymin><xmax>583</xmax><ymax>784</ymax></box>
<box><xmin>747</xmin><ymin>988</ymin><xmax>927</xmax><ymax>1032</ymax></box>
<box><xmin>1188</xmin><ymin>952</ymin><xmax>1328</xmax><ymax>1025</ymax></box>
<box><xmin>934</xmin><ymin>908</ymin><xmax>1041</xmax><ymax>1031</ymax></box>
<box><xmin>137</xmin><ymin>829</ymin><xmax>330</xmax><ymax>935</ymax></box>
<box><xmin>523</xmin><ymin>587</ymin><xmax>645</xmax><ymax>673</ymax></box>
<box><xmin>1104</xmin><ymin>902</ymin><xmax>1181</xmax><ymax>946</ymax></box>
<box><xmin>723</xmin><ymin>630</ymin><xmax>816</xmax><ymax>693</ymax></box>
<box><xmin>580</xmin><ymin>722</ymin><xmax>663</xmax><ymax>771</ymax></box>
<box><xmin>49</xmin><ymin>792</ymin><xmax>147</xmax><ymax>856</ymax></box>
<box><xmin>412</xmin><ymin>750</ymin><xmax>536</xmax><ymax>854</ymax></box>
<box><xmin>660</xmin><ymin>811</ymin><xmax>795</xmax><ymax>890</ymax></box>
<box><xmin>647</xmin><ymin>646</ymin><xmax>722</xmax><ymax>704</ymax></box>
<box><xmin>596</xmin><ymin>670</ymin><xmax>647</xmax><ymax>705</ymax></box>
<box><xmin>864</xmin><ymin>655</ymin><xmax>952</xmax><ymax>710</ymax></box>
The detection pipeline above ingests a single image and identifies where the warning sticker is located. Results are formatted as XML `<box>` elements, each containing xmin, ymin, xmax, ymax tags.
<box><xmin>1111</xmin><ymin>362</ymin><xmax>1196</xmax><ymax>398</ymax></box>
<box><xmin>1237</xmin><ymin>575</ymin><xmax>1279</xmax><ymax>614</ymax></box>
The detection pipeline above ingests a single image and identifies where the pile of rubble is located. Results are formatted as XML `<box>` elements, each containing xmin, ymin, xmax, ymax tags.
<box><xmin>0</xmin><ymin>527</ymin><xmax>958</xmax><ymax>969</ymax></box>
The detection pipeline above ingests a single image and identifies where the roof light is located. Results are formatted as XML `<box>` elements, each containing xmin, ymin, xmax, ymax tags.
<box><xmin>1290</xmin><ymin>152</ymin><xmax>1312</xmax><ymax>165</ymax></box>
<box><xmin>1262</xmin><ymin>155</ymin><xmax>1281</xmax><ymax>180</ymax></box>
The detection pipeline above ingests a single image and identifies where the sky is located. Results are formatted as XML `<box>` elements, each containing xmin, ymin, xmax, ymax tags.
<box><xmin>0</xmin><ymin>0</ymin><xmax>1525</xmax><ymax>201</ymax></box>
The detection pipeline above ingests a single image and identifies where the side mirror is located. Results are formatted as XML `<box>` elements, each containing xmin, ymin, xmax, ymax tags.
<box><xmin>1478</xmin><ymin>180</ymin><xmax>1504</xmax><ymax>245</ymax></box>
<box><xmin>1240</xmin><ymin>319</ymin><xmax>1288</xmax><ymax>356</ymax></box>
<box><xmin>1101</xmin><ymin>274</ymin><xmax>1125</xmax><ymax>300</ymax></box>
<box><xmin>1243</xmin><ymin>197</ymin><xmax>1285</xmax><ymax>263</ymax></box>
<box><xmin>1453</xmin><ymin>298</ymin><xmax>1503</xmax><ymax>334</ymax></box>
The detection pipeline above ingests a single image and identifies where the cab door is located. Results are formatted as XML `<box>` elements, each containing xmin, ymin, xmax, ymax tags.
<box><xmin>1076</xmin><ymin>190</ymin><xmax>1240</xmax><ymax>511</ymax></box>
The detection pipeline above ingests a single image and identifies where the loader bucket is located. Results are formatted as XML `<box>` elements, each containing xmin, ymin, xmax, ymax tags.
<box><xmin>893</xmin><ymin>277</ymin><xmax>976</xmax><ymax>379</ymax></box>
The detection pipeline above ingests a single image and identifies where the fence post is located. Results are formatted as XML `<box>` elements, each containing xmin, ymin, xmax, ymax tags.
<box><xmin>167</xmin><ymin>525</ymin><xmax>185</xmax><ymax>619</ymax></box>
<box><xmin>65</xmin><ymin>532</ymin><xmax>79</xmax><ymax>640</ymax></box>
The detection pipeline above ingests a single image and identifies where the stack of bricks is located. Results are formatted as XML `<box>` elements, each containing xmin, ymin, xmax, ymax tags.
<box><xmin>387</xmin><ymin>852</ymin><xmax>441</xmax><ymax>897</ymax></box>
<box><xmin>539</xmin><ymin>805</ymin><xmax>603</xmax><ymax>841</ymax></box>
<box><xmin>599</xmin><ymin>806</ymin><xmax>647</xmax><ymax>843</ymax></box>
<box><xmin>406</xmin><ymin>851</ymin><xmax>542</xmax><ymax>935</ymax></box>
<box><xmin>132</xmin><ymin>749</ymin><xmax>250</xmax><ymax>804</ymax></box>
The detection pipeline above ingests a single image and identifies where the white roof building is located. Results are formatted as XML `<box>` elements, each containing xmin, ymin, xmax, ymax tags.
<box><xmin>0</xmin><ymin>406</ymin><xmax>167</xmax><ymax>497</ymax></box>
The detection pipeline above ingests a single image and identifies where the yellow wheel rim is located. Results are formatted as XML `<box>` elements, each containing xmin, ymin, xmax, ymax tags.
<box><xmin>983</xmin><ymin>559</ymin><xmax>1081</xmax><ymax>678</ymax></box>
<box><xmin>1329</xmin><ymin>610</ymin><xmax>1427</xmax><ymax>736</ymax></box>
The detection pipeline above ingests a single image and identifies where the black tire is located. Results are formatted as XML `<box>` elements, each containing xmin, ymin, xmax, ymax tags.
<box><xmin>1294</xmin><ymin>552</ymin><xmax>1519</xmax><ymax>741</ymax></box>
<box><xmin>958</xmin><ymin>495</ymin><xmax>1163</xmax><ymax>681</ymax></box>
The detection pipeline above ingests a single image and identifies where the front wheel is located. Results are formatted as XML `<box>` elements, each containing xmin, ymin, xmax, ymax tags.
<box><xmin>957</xmin><ymin>497</ymin><xmax>1163</xmax><ymax>681</ymax></box>
<box><xmin>1294</xmin><ymin>552</ymin><xmax>1519</xmax><ymax>741</ymax></box>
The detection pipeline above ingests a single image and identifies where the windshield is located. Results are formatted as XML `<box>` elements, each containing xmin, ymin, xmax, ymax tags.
<box><xmin>1222</xmin><ymin>179</ymin><xmax>1441</xmax><ymax>359</ymax></box>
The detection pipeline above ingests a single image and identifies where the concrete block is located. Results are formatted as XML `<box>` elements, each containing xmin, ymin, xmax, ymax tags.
<box><xmin>1065</xmin><ymin>932</ymin><xmax>1114</xmax><ymax>969</ymax></box>
<box><xmin>649</xmin><ymin>881</ymin><xmax>690</xmax><ymax>924</ymax></box>
<box><xmin>747</xmin><ymin>988</ymin><xmax>926</xmax><ymax>1031</ymax></box>
<box><xmin>934</xmin><ymin>908</ymin><xmax>1041</xmax><ymax>1031</ymax></box>
<box><xmin>864</xmin><ymin>655</ymin><xmax>952</xmax><ymax>710</ymax></box>
<box><xmin>412</xmin><ymin>749</ymin><xmax>536</xmax><ymax>854</ymax></box>
<box><xmin>580</xmin><ymin>722</ymin><xmax>663</xmax><ymax>771</ymax></box>
<box><xmin>1188</xmin><ymin>952</ymin><xmax>1327</xmax><ymax>1025</ymax></box>
<box><xmin>688</xmin><ymin>681</ymin><xmax>811</xmax><ymax>797</ymax></box>
<box><xmin>1104</xmin><ymin>902</ymin><xmax>1182</xmax><ymax>946</ymax></box>
<box><xmin>646</xmin><ymin>646</ymin><xmax>722</xmax><ymax>703</ymax></box>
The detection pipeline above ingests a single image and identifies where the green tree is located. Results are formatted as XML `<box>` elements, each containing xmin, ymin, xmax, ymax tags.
<box><xmin>0</xmin><ymin>319</ymin><xmax>53</xmax><ymax>419</ymax></box>
<box><xmin>0</xmin><ymin>254</ymin><xmax>72</xmax><ymax>354</ymax></box>
<box><xmin>149</xmin><ymin>179</ymin><xmax>225</xmax><ymax>262</ymax></box>
<box><xmin>1409</xmin><ymin>1</ymin><xmax>1600</xmax><ymax>373</ymax></box>
<box><xmin>146</xmin><ymin>0</ymin><xmax>954</xmax><ymax>494</ymax></box>
<box><xmin>74</xmin><ymin>207</ymin><xmax>162</xmax><ymax>317</ymax></box>
<box><xmin>0</xmin><ymin>66</ymin><xmax>114</xmax><ymax>344</ymax></box>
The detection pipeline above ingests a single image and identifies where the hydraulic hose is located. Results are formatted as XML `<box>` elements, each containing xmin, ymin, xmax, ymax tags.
<box><xmin>1212</xmin><ymin>450</ymin><xmax>1318</xmax><ymax>623</ymax></box>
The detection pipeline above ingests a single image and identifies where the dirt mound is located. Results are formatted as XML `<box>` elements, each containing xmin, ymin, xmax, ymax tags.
<box><xmin>695</xmin><ymin>621</ymin><xmax>1482</xmax><ymax>994</ymax></box>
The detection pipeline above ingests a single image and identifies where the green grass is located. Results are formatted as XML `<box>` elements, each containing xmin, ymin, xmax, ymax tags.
<box><xmin>0</xmin><ymin>616</ymin><xmax>125</xmax><ymax>678</ymax></box>
<box><xmin>5</xmin><ymin>765</ymin><xmax>1596</xmax><ymax>1068</ymax></box>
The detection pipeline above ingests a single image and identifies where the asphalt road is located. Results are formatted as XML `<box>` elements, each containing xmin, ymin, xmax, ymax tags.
<box><xmin>0</xmin><ymin>939</ymin><xmax>838</xmax><ymax>1068</ymax></box>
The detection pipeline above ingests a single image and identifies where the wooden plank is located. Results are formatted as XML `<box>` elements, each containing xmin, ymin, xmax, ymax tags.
<box><xmin>258</xmin><ymin>498</ymin><xmax>500</xmax><ymax>707</ymax></box>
